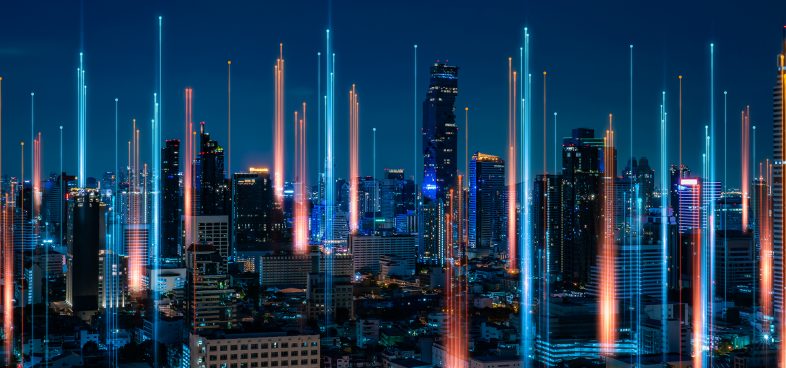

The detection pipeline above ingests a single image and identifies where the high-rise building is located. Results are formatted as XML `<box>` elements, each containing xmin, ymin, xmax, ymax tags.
<box><xmin>185</xmin><ymin>243</ymin><xmax>235</xmax><ymax>332</ymax></box>
<box><xmin>196</xmin><ymin>122</ymin><xmax>229</xmax><ymax>216</ymax></box>
<box><xmin>561</xmin><ymin>128</ymin><xmax>608</xmax><ymax>285</ymax></box>
<box><xmin>623</xmin><ymin>157</ymin><xmax>656</xmax><ymax>209</ymax></box>
<box><xmin>349</xmin><ymin>234</ymin><xmax>417</xmax><ymax>275</ymax></box>
<box><xmin>533</xmin><ymin>174</ymin><xmax>564</xmax><ymax>279</ymax></box>
<box><xmin>161</xmin><ymin>139</ymin><xmax>181</xmax><ymax>260</ymax></box>
<box><xmin>469</xmin><ymin>153</ymin><xmax>506</xmax><ymax>249</ymax></box>
<box><xmin>66</xmin><ymin>189</ymin><xmax>106</xmax><ymax>317</ymax></box>
<box><xmin>676</xmin><ymin>178</ymin><xmax>721</xmax><ymax>234</ymax></box>
<box><xmin>422</xmin><ymin>63</ymin><xmax>459</xmax><ymax>201</ymax></box>
<box><xmin>669</xmin><ymin>164</ymin><xmax>691</xmax><ymax>223</ymax></box>
<box><xmin>232</xmin><ymin>168</ymin><xmax>283</xmax><ymax>250</ymax></box>
<box><xmin>184</xmin><ymin>215</ymin><xmax>230</xmax><ymax>274</ymax></box>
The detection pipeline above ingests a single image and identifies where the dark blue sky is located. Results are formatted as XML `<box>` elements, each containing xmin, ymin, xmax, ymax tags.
<box><xmin>1</xmin><ymin>0</ymin><xmax>784</xmax><ymax>188</ymax></box>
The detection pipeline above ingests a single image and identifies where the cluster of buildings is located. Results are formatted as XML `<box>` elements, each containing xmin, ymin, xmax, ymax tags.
<box><xmin>1</xmin><ymin>30</ymin><xmax>785</xmax><ymax>368</ymax></box>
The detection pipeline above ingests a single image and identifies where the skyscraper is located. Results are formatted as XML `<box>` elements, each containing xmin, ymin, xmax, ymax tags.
<box><xmin>422</xmin><ymin>63</ymin><xmax>458</xmax><ymax>201</ymax></box>
<box><xmin>66</xmin><ymin>189</ymin><xmax>105</xmax><ymax>317</ymax></box>
<box><xmin>185</xmin><ymin>242</ymin><xmax>235</xmax><ymax>332</ymax></box>
<box><xmin>196</xmin><ymin>122</ymin><xmax>229</xmax><ymax>216</ymax></box>
<box><xmin>161</xmin><ymin>139</ymin><xmax>181</xmax><ymax>260</ymax></box>
<box><xmin>232</xmin><ymin>168</ymin><xmax>283</xmax><ymax>249</ymax></box>
<box><xmin>533</xmin><ymin>174</ymin><xmax>564</xmax><ymax>278</ymax></box>
<box><xmin>469</xmin><ymin>153</ymin><xmax>505</xmax><ymax>249</ymax></box>
<box><xmin>561</xmin><ymin>128</ymin><xmax>607</xmax><ymax>285</ymax></box>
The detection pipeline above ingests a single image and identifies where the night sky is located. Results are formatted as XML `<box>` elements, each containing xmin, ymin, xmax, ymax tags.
<box><xmin>1</xmin><ymin>0</ymin><xmax>785</xmax><ymax>188</ymax></box>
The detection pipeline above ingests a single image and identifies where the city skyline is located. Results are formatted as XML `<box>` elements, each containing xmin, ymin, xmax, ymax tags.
<box><xmin>1</xmin><ymin>1</ymin><xmax>784</xmax><ymax>188</ymax></box>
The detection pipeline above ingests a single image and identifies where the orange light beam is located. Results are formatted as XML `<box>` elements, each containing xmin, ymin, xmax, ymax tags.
<box><xmin>274</xmin><ymin>44</ymin><xmax>285</xmax><ymax>209</ymax></box>
<box><xmin>349</xmin><ymin>85</ymin><xmax>359</xmax><ymax>233</ymax></box>
<box><xmin>599</xmin><ymin>114</ymin><xmax>616</xmax><ymax>356</ymax></box>
<box><xmin>741</xmin><ymin>107</ymin><xmax>750</xmax><ymax>231</ymax></box>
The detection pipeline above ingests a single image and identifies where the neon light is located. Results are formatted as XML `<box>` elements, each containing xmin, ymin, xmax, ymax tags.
<box><xmin>293</xmin><ymin>103</ymin><xmax>309</xmax><ymax>254</ymax></box>
<box><xmin>520</xmin><ymin>27</ymin><xmax>534</xmax><ymax>365</ymax></box>
<box><xmin>274</xmin><ymin>44</ymin><xmax>285</xmax><ymax>209</ymax></box>
<box><xmin>507</xmin><ymin>59</ymin><xmax>517</xmax><ymax>272</ymax></box>
<box><xmin>349</xmin><ymin>85</ymin><xmax>359</xmax><ymax>233</ymax></box>
<box><xmin>599</xmin><ymin>115</ymin><xmax>616</xmax><ymax>356</ymax></box>
<box><xmin>741</xmin><ymin>107</ymin><xmax>750</xmax><ymax>231</ymax></box>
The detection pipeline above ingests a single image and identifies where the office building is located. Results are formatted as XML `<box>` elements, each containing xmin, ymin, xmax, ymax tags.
<box><xmin>469</xmin><ymin>153</ymin><xmax>505</xmax><ymax>249</ymax></box>
<box><xmin>676</xmin><ymin>178</ymin><xmax>721</xmax><ymax>234</ymax></box>
<box><xmin>189</xmin><ymin>331</ymin><xmax>320</xmax><ymax>368</ymax></box>
<box><xmin>349</xmin><ymin>234</ymin><xmax>416</xmax><ymax>274</ymax></box>
<box><xmin>196</xmin><ymin>122</ymin><xmax>229</xmax><ymax>216</ymax></box>
<box><xmin>162</xmin><ymin>139</ymin><xmax>181</xmax><ymax>260</ymax></box>
<box><xmin>561</xmin><ymin>128</ymin><xmax>607</xmax><ymax>285</ymax></box>
<box><xmin>185</xmin><ymin>243</ymin><xmax>235</xmax><ymax>332</ymax></box>
<box><xmin>533</xmin><ymin>174</ymin><xmax>564</xmax><ymax>279</ymax></box>
<box><xmin>252</xmin><ymin>249</ymin><xmax>353</xmax><ymax>288</ymax></box>
<box><xmin>66</xmin><ymin>189</ymin><xmax>105</xmax><ymax>317</ymax></box>
<box><xmin>232</xmin><ymin>168</ymin><xmax>283</xmax><ymax>249</ymax></box>
<box><xmin>184</xmin><ymin>215</ymin><xmax>230</xmax><ymax>274</ymax></box>
<box><xmin>422</xmin><ymin>63</ymin><xmax>459</xmax><ymax>201</ymax></box>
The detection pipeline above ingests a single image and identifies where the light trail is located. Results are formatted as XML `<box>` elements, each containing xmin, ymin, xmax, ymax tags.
<box><xmin>0</xmin><ymin>75</ymin><xmax>11</xmax><ymax>367</ymax></box>
<box><xmin>742</xmin><ymin>107</ymin><xmax>750</xmax><ymax>232</ymax></box>
<box><xmin>660</xmin><ymin>91</ymin><xmax>669</xmax><ymax>360</ymax></box>
<box><xmin>520</xmin><ymin>27</ymin><xmax>534</xmax><ymax>365</ymax></box>
<box><xmin>507</xmin><ymin>58</ymin><xmax>517</xmax><ymax>272</ymax></box>
<box><xmin>413</xmin><ymin>44</ymin><xmax>418</xmax><ymax>190</ymax></box>
<box><xmin>78</xmin><ymin>52</ymin><xmax>87</xmax><ymax>188</ymax></box>
<box><xmin>227</xmin><ymin>59</ymin><xmax>231</xmax><ymax>176</ymax></box>
<box><xmin>599</xmin><ymin>114</ymin><xmax>616</xmax><ymax>357</ymax></box>
<box><xmin>324</xmin><ymin>29</ymin><xmax>336</xmax><ymax>328</ymax></box>
<box><xmin>274</xmin><ymin>44</ymin><xmax>285</xmax><ymax>209</ymax></box>
<box><xmin>760</xmin><ymin>160</ymin><xmax>773</xmax><ymax>335</ymax></box>
<box><xmin>293</xmin><ymin>103</ymin><xmax>309</xmax><ymax>254</ymax></box>
<box><xmin>349</xmin><ymin>85</ymin><xmax>359</xmax><ymax>233</ymax></box>
<box><xmin>184</xmin><ymin>87</ymin><xmax>195</xmax><ymax>332</ymax></box>
<box><xmin>128</xmin><ymin>119</ymin><xmax>145</xmax><ymax>294</ymax></box>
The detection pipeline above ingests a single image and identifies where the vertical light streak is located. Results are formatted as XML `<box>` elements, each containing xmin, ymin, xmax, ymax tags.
<box><xmin>553</xmin><ymin>112</ymin><xmax>557</xmax><ymax>174</ymax></box>
<box><xmin>274</xmin><ymin>45</ymin><xmax>285</xmax><ymax>208</ymax></box>
<box><xmin>742</xmin><ymin>107</ymin><xmax>750</xmax><ymax>231</ymax></box>
<box><xmin>373</xmin><ymin>127</ymin><xmax>377</xmax><ymax>233</ymax></box>
<box><xmin>465</xmin><ymin>107</ymin><xmax>469</xmax><ymax>186</ymax></box>
<box><xmin>708</xmin><ymin>44</ymin><xmax>717</xmax><ymax>366</ymax></box>
<box><xmin>128</xmin><ymin>119</ymin><xmax>144</xmax><ymax>294</ymax></box>
<box><xmin>294</xmin><ymin>104</ymin><xmax>309</xmax><ymax>254</ymax></box>
<box><xmin>227</xmin><ymin>59</ymin><xmax>231</xmax><ymax>175</ymax></box>
<box><xmin>151</xmin><ymin>16</ymin><xmax>163</xmax><ymax>363</ymax></box>
<box><xmin>78</xmin><ymin>53</ymin><xmax>87</xmax><ymax>188</ymax></box>
<box><xmin>760</xmin><ymin>160</ymin><xmax>773</xmax><ymax>332</ymax></box>
<box><xmin>600</xmin><ymin>115</ymin><xmax>616</xmax><ymax>356</ymax></box>
<box><xmin>507</xmin><ymin>59</ymin><xmax>518</xmax><ymax>272</ymax></box>
<box><xmin>349</xmin><ymin>85</ymin><xmax>359</xmax><ymax>233</ymax></box>
<box><xmin>677</xmin><ymin>75</ymin><xmax>684</xmax><ymax>362</ymax></box>
<box><xmin>0</xmin><ymin>75</ymin><xmax>11</xmax><ymax>366</ymax></box>
<box><xmin>543</xmin><ymin>71</ymin><xmax>547</xmax><ymax>174</ymax></box>
<box><xmin>723</xmin><ymin>91</ymin><xmax>728</xmax><ymax>321</ymax></box>
<box><xmin>413</xmin><ymin>44</ymin><xmax>418</xmax><ymax>189</ymax></box>
<box><xmin>324</xmin><ymin>29</ymin><xmax>336</xmax><ymax>328</ymax></box>
<box><xmin>660</xmin><ymin>91</ymin><xmax>669</xmax><ymax>359</ymax></box>
<box><xmin>317</xmin><ymin>52</ymin><xmax>322</xmax><ymax>180</ymax></box>
<box><xmin>20</xmin><ymin>141</ymin><xmax>24</xmax><ymax>358</ymax></box>
<box><xmin>520</xmin><ymin>28</ymin><xmax>533</xmax><ymax>365</ymax></box>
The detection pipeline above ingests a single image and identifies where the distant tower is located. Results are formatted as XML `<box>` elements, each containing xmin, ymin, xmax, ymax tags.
<box><xmin>161</xmin><ymin>139</ymin><xmax>181</xmax><ymax>260</ymax></box>
<box><xmin>422</xmin><ymin>63</ymin><xmax>459</xmax><ymax>201</ymax></box>
<box><xmin>196</xmin><ymin>122</ymin><xmax>229</xmax><ymax>216</ymax></box>
<box><xmin>469</xmin><ymin>153</ymin><xmax>506</xmax><ymax>249</ymax></box>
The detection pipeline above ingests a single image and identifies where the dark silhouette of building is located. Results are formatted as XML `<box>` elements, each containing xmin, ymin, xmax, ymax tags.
<box><xmin>469</xmin><ymin>152</ymin><xmax>505</xmax><ymax>249</ymax></box>
<box><xmin>66</xmin><ymin>189</ymin><xmax>105</xmax><ymax>316</ymax></box>
<box><xmin>623</xmin><ymin>157</ymin><xmax>655</xmax><ymax>209</ymax></box>
<box><xmin>771</xmin><ymin>28</ymin><xmax>785</xmax><ymax>315</ymax></box>
<box><xmin>533</xmin><ymin>174</ymin><xmax>564</xmax><ymax>281</ymax></box>
<box><xmin>161</xmin><ymin>139</ymin><xmax>181</xmax><ymax>260</ymax></box>
<box><xmin>196</xmin><ymin>122</ymin><xmax>229</xmax><ymax>216</ymax></box>
<box><xmin>422</xmin><ymin>62</ymin><xmax>458</xmax><ymax>202</ymax></box>
<box><xmin>561</xmin><ymin>128</ymin><xmax>607</xmax><ymax>285</ymax></box>
<box><xmin>232</xmin><ymin>168</ymin><xmax>284</xmax><ymax>249</ymax></box>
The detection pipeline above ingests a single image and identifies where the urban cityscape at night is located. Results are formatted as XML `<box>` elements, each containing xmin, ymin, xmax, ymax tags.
<box><xmin>2</xmin><ymin>1</ymin><xmax>786</xmax><ymax>367</ymax></box>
